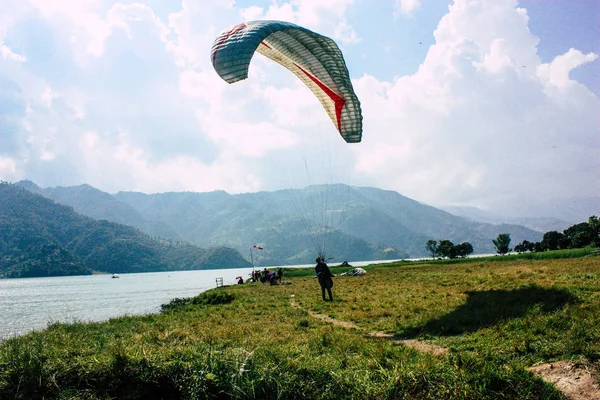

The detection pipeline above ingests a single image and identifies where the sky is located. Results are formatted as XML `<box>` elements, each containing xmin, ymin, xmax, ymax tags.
<box><xmin>0</xmin><ymin>0</ymin><xmax>598</xmax><ymax>218</ymax></box>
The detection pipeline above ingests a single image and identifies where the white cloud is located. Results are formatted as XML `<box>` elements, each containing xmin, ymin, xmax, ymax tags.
<box><xmin>25</xmin><ymin>126</ymin><xmax>59</xmax><ymax>162</ymax></box>
<box><xmin>333</xmin><ymin>20</ymin><xmax>360</xmax><ymax>45</ymax></box>
<box><xmin>77</xmin><ymin>129</ymin><xmax>260</xmax><ymax>193</ymax></box>
<box><xmin>106</xmin><ymin>3</ymin><xmax>169</xmax><ymax>42</ymax></box>
<box><xmin>40</xmin><ymin>86</ymin><xmax>59</xmax><ymax>108</ymax></box>
<box><xmin>0</xmin><ymin>157</ymin><xmax>19</xmax><ymax>181</ymax></box>
<box><xmin>395</xmin><ymin>0</ymin><xmax>421</xmax><ymax>16</ymax></box>
<box><xmin>1</xmin><ymin>43</ymin><xmax>26</xmax><ymax>62</ymax></box>
<box><xmin>537</xmin><ymin>48</ymin><xmax>598</xmax><ymax>89</ymax></box>
<box><xmin>177</xmin><ymin>67</ymin><xmax>301</xmax><ymax>159</ymax></box>
<box><xmin>0</xmin><ymin>3</ymin><xmax>28</xmax><ymax>61</ymax></box>
<box><xmin>63</xmin><ymin>89</ymin><xmax>87</xmax><ymax>119</ymax></box>
<box><xmin>179</xmin><ymin>69</ymin><xmax>225</xmax><ymax>102</ymax></box>
<box><xmin>29</xmin><ymin>0</ymin><xmax>112</xmax><ymax>58</ymax></box>
<box><xmin>240</xmin><ymin>0</ymin><xmax>360</xmax><ymax>44</ymax></box>
<box><xmin>239</xmin><ymin>6</ymin><xmax>266</xmax><ymax>22</ymax></box>
<box><xmin>27</xmin><ymin>0</ymin><xmax>169</xmax><ymax>60</ymax></box>
<box><xmin>166</xmin><ymin>0</ymin><xmax>237</xmax><ymax>69</ymax></box>
<box><xmin>200</xmin><ymin>111</ymin><xmax>299</xmax><ymax>159</ymax></box>
<box><xmin>262</xmin><ymin>82</ymin><xmax>329</xmax><ymax>127</ymax></box>
<box><xmin>351</xmin><ymin>0</ymin><xmax>599</xmax><ymax>210</ymax></box>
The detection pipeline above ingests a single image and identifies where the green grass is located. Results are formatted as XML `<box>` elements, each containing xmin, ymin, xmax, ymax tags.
<box><xmin>1</xmin><ymin>249</ymin><xmax>599</xmax><ymax>399</ymax></box>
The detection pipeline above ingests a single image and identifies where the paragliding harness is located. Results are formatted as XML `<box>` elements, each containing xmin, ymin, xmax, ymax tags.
<box><xmin>315</xmin><ymin>257</ymin><xmax>333</xmax><ymax>289</ymax></box>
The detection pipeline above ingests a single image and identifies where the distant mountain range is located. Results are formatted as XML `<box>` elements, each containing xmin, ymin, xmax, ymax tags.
<box><xmin>440</xmin><ymin>206</ymin><xmax>575</xmax><ymax>233</ymax></box>
<box><xmin>0</xmin><ymin>183</ymin><xmax>251</xmax><ymax>278</ymax></box>
<box><xmin>13</xmin><ymin>180</ymin><xmax>554</xmax><ymax>266</ymax></box>
<box><xmin>478</xmin><ymin>196</ymin><xmax>600</xmax><ymax>225</ymax></box>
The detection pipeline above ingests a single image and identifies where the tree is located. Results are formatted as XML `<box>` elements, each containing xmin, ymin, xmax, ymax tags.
<box><xmin>541</xmin><ymin>231</ymin><xmax>567</xmax><ymax>251</ymax></box>
<box><xmin>454</xmin><ymin>242</ymin><xmax>474</xmax><ymax>258</ymax></box>
<box><xmin>425</xmin><ymin>240</ymin><xmax>438</xmax><ymax>259</ymax></box>
<box><xmin>492</xmin><ymin>233</ymin><xmax>511</xmax><ymax>255</ymax></box>
<box><xmin>588</xmin><ymin>216</ymin><xmax>600</xmax><ymax>247</ymax></box>
<box><xmin>562</xmin><ymin>216</ymin><xmax>600</xmax><ymax>249</ymax></box>
<box><xmin>564</xmin><ymin>222</ymin><xmax>593</xmax><ymax>248</ymax></box>
<box><xmin>514</xmin><ymin>240</ymin><xmax>534</xmax><ymax>253</ymax></box>
<box><xmin>437</xmin><ymin>240</ymin><xmax>456</xmax><ymax>259</ymax></box>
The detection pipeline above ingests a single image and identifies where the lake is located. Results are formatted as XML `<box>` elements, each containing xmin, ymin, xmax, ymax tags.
<box><xmin>0</xmin><ymin>267</ymin><xmax>257</xmax><ymax>341</ymax></box>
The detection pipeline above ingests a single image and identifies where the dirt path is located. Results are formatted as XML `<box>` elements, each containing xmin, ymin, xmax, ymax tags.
<box><xmin>528</xmin><ymin>361</ymin><xmax>600</xmax><ymax>400</ymax></box>
<box><xmin>289</xmin><ymin>295</ymin><xmax>448</xmax><ymax>356</ymax></box>
<box><xmin>290</xmin><ymin>295</ymin><xmax>600</xmax><ymax>398</ymax></box>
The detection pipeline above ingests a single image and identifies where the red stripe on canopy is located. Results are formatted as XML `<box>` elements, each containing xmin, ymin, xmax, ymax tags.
<box><xmin>293</xmin><ymin>63</ymin><xmax>345</xmax><ymax>131</ymax></box>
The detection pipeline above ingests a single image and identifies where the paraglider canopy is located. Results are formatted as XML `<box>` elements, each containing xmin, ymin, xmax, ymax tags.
<box><xmin>211</xmin><ymin>20</ymin><xmax>363</xmax><ymax>144</ymax></box>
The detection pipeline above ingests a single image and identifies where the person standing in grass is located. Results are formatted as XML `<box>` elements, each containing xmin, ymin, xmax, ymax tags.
<box><xmin>315</xmin><ymin>256</ymin><xmax>334</xmax><ymax>301</ymax></box>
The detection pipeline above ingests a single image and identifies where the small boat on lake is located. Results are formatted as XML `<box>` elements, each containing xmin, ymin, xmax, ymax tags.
<box><xmin>111</xmin><ymin>274</ymin><xmax>120</xmax><ymax>279</ymax></box>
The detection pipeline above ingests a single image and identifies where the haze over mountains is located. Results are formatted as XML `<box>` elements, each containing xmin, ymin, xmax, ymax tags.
<box><xmin>439</xmin><ymin>206</ymin><xmax>575</xmax><ymax>234</ymax></box>
<box><xmin>469</xmin><ymin>197</ymin><xmax>600</xmax><ymax>227</ymax></box>
<box><xmin>11</xmin><ymin>180</ymin><xmax>574</xmax><ymax>266</ymax></box>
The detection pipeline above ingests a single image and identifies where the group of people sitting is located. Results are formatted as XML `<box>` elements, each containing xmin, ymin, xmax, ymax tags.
<box><xmin>238</xmin><ymin>268</ymin><xmax>283</xmax><ymax>285</ymax></box>
<box><xmin>261</xmin><ymin>268</ymin><xmax>283</xmax><ymax>285</ymax></box>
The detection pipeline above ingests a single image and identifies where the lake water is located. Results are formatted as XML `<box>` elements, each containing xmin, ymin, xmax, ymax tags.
<box><xmin>0</xmin><ymin>267</ymin><xmax>256</xmax><ymax>341</ymax></box>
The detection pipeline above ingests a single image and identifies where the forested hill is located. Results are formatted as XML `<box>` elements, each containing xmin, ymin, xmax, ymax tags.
<box><xmin>0</xmin><ymin>183</ymin><xmax>251</xmax><ymax>278</ymax></box>
<box><xmin>15</xmin><ymin>181</ymin><xmax>544</xmax><ymax>264</ymax></box>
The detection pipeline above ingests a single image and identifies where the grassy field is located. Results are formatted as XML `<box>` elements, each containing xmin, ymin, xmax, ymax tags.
<box><xmin>1</xmin><ymin>249</ymin><xmax>598</xmax><ymax>399</ymax></box>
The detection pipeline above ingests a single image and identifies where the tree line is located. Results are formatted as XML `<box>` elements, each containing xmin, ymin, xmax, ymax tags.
<box><xmin>426</xmin><ymin>216</ymin><xmax>599</xmax><ymax>259</ymax></box>
<box><xmin>511</xmin><ymin>216</ymin><xmax>599</xmax><ymax>254</ymax></box>
<box><xmin>425</xmin><ymin>239</ymin><xmax>474</xmax><ymax>259</ymax></box>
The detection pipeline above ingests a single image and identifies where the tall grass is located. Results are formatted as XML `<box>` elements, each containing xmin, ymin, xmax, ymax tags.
<box><xmin>1</xmin><ymin>251</ymin><xmax>598</xmax><ymax>399</ymax></box>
